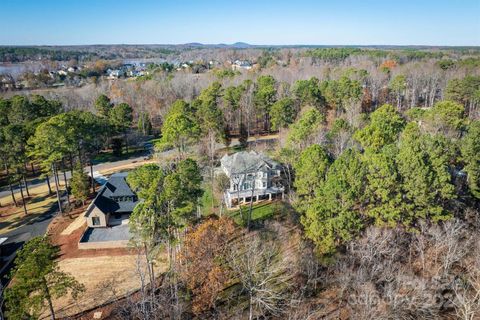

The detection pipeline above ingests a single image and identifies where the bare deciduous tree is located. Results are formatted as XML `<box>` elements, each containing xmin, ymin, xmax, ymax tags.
<box><xmin>226</xmin><ymin>235</ymin><xmax>292</xmax><ymax>320</ymax></box>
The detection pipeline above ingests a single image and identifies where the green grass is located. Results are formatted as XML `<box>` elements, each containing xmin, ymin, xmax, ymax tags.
<box><xmin>227</xmin><ymin>201</ymin><xmax>281</xmax><ymax>226</ymax></box>
<box><xmin>93</xmin><ymin>147</ymin><xmax>145</xmax><ymax>163</ymax></box>
<box><xmin>200</xmin><ymin>184</ymin><xmax>220</xmax><ymax>216</ymax></box>
<box><xmin>150</xmin><ymin>138</ymin><xmax>162</xmax><ymax>144</ymax></box>
<box><xmin>216</xmin><ymin>144</ymin><xmax>246</xmax><ymax>156</ymax></box>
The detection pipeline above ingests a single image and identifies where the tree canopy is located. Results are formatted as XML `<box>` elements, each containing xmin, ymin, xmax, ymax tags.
<box><xmin>160</xmin><ymin>100</ymin><xmax>200</xmax><ymax>154</ymax></box>
<box><xmin>270</xmin><ymin>97</ymin><xmax>297</xmax><ymax>130</ymax></box>
<box><xmin>5</xmin><ymin>237</ymin><xmax>84</xmax><ymax>319</ymax></box>
<box><xmin>354</xmin><ymin>104</ymin><xmax>405</xmax><ymax>152</ymax></box>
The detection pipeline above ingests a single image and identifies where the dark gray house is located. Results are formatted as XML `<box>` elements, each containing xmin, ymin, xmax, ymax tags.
<box><xmin>84</xmin><ymin>173</ymin><xmax>138</xmax><ymax>228</ymax></box>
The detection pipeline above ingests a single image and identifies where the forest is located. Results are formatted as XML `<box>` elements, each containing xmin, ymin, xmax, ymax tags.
<box><xmin>1</xmin><ymin>46</ymin><xmax>480</xmax><ymax>319</ymax></box>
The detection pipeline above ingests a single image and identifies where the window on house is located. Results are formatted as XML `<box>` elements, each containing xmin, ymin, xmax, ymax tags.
<box><xmin>263</xmin><ymin>182</ymin><xmax>267</xmax><ymax>188</ymax></box>
<box><xmin>233</xmin><ymin>184</ymin><xmax>238</xmax><ymax>191</ymax></box>
<box><xmin>92</xmin><ymin>216</ymin><xmax>101</xmax><ymax>226</ymax></box>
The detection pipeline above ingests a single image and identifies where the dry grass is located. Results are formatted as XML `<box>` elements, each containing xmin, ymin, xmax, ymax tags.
<box><xmin>98</xmin><ymin>159</ymin><xmax>156</xmax><ymax>176</ymax></box>
<box><xmin>0</xmin><ymin>179</ymin><xmax>69</xmax><ymax>234</ymax></box>
<box><xmin>48</xmin><ymin>254</ymin><xmax>168</xmax><ymax>319</ymax></box>
<box><xmin>0</xmin><ymin>178</ymin><xmax>64</xmax><ymax>206</ymax></box>
<box><xmin>0</xmin><ymin>192</ymin><xmax>58</xmax><ymax>234</ymax></box>
<box><xmin>45</xmin><ymin>202</ymin><xmax>168</xmax><ymax>319</ymax></box>
<box><xmin>61</xmin><ymin>214</ymin><xmax>86</xmax><ymax>235</ymax></box>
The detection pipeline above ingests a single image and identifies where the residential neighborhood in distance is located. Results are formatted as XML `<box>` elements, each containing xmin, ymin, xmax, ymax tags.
<box><xmin>0</xmin><ymin>1</ymin><xmax>479</xmax><ymax>319</ymax></box>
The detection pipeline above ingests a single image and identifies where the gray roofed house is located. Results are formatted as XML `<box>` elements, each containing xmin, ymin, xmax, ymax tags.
<box><xmin>84</xmin><ymin>172</ymin><xmax>138</xmax><ymax>228</ymax></box>
<box><xmin>231</xmin><ymin>59</ymin><xmax>253</xmax><ymax>71</ymax></box>
<box><xmin>220</xmin><ymin>151</ymin><xmax>284</xmax><ymax>208</ymax></box>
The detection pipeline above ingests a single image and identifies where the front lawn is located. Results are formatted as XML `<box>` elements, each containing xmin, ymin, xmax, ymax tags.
<box><xmin>93</xmin><ymin>147</ymin><xmax>146</xmax><ymax>164</ymax></box>
<box><xmin>200</xmin><ymin>184</ymin><xmax>220</xmax><ymax>216</ymax></box>
<box><xmin>227</xmin><ymin>201</ymin><xmax>283</xmax><ymax>226</ymax></box>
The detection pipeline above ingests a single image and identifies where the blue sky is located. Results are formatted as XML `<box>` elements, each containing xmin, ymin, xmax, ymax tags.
<box><xmin>1</xmin><ymin>0</ymin><xmax>479</xmax><ymax>46</ymax></box>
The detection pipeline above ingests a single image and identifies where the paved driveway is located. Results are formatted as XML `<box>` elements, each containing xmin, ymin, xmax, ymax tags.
<box><xmin>81</xmin><ymin>224</ymin><xmax>131</xmax><ymax>242</ymax></box>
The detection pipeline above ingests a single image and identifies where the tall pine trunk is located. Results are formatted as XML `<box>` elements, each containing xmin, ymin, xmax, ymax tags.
<box><xmin>62</xmin><ymin>159</ymin><xmax>70</xmax><ymax>205</ymax></box>
<box><xmin>23</xmin><ymin>174</ymin><xmax>30</xmax><ymax>197</ymax></box>
<box><xmin>69</xmin><ymin>154</ymin><xmax>74</xmax><ymax>176</ymax></box>
<box><xmin>55</xmin><ymin>165</ymin><xmax>60</xmax><ymax>189</ymax></box>
<box><xmin>247</xmin><ymin>182</ymin><xmax>255</xmax><ymax>231</ymax></box>
<box><xmin>42</xmin><ymin>277</ymin><xmax>56</xmax><ymax>320</ymax></box>
<box><xmin>4</xmin><ymin>163</ymin><xmax>17</xmax><ymax>206</ymax></box>
<box><xmin>52</xmin><ymin>163</ymin><xmax>63</xmax><ymax>215</ymax></box>
<box><xmin>209</xmin><ymin>131</ymin><xmax>215</xmax><ymax>212</ymax></box>
<box><xmin>46</xmin><ymin>175</ymin><xmax>52</xmax><ymax>195</ymax></box>
<box><xmin>90</xmin><ymin>160</ymin><xmax>95</xmax><ymax>193</ymax></box>
<box><xmin>18</xmin><ymin>181</ymin><xmax>28</xmax><ymax>215</ymax></box>
<box><xmin>124</xmin><ymin>132</ymin><xmax>129</xmax><ymax>154</ymax></box>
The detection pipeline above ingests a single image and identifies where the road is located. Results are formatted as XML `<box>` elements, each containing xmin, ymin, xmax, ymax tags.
<box><xmin>0</xmin><ymin>197</ymin><xmax>60</xmax><ymax>285</ymax></box>
<box><xmin>0</xmin><ymin>153</ymin><xmax>150</xmax><ymax>200</ymax></box>
<box><xmin>0</xmin><ymin>135</ymin><xmax>278</xmax><ymax>200</ymax></box>
<box><xmin>0</xmin><ymin>151</ymin><xmax>151</xmax><ymax>284</ymax></box>
<box><xmin>0</xmin><ymin>135</ymin><xmax>279</xmax><ymax>281</ymax></box>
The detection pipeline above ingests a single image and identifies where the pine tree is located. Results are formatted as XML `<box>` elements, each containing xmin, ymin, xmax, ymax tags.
<box><xmin>70</xmin><ymin>164</ymin><xmax>90</xmax><ymax>205</ymax></box>
<box><xmin>4</xmin><ymin>237</ymin><xmax>84</xmax><ymax>320</ymax></box>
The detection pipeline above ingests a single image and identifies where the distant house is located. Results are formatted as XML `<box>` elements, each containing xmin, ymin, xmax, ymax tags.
<box><xmin>127</xmin><ymin>70</ymin><xmax>146</xmax><ymax>77</ymax></box>
<box><xmin>231</xmin><ymin>60</ymin><xmax>252</xmax><ymax>71</ymax></box>
<box><xmin>0</xmin><ymin>74</ymin><xmax>15</xmax><ymax>90</ymax></box>
<box><xmin>208</xmin><ymin>60</ymin><xmax>221</xmax><ymax>68</ymax></box>
<box><xmin>107</xmin><ymin>69</ymin><xmax>124</xmax><ymax>79</ymax></box>
<box><xmin>220</xmin><ymin>151</ymin><xmax>284</xmax><ymax>208</ymax></box>
<box><xmin>84</xmin><ymin>173</ymin><xmax>138</xmax><ymax>228</ymax></box>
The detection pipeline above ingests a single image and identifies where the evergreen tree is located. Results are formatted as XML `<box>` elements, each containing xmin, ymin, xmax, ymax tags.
<box><xmin>160</xmin><ymin>100</ymin><xmax>200</xmax><ymax>155</ymax></box>
<box><xmin>286</xmin><ymin>107</ymin><xmax>324</xmax><ymax>149</ymax></box>
<box><xmin>461</xmin><ymin>120</ymin><xmax>480</xmax><ymax>198</ymax></box>
<box><xmin>4</xmin><ymin>237</ymin><xmax>84</xmax><ymax>320</ymax></box>
<box><xmin>94</xmin><ymin>94</ymin><xmax>113</xmax><ymax>118</ymax></box>
<box><xmin>253</xmin><ymin>75</ymin><xmax>277</xmax><ymax>131</ymax></box>
<box><xmin>397</xmin><ymin>123</ymin><xmax>456</xmax><ymax>221</ymax></box>
<box><xmin>293</xmin><ymin>144</ymin><xmax>330</xmax><ymax>202</ymax></box>
<box><xmin>363</xmin><ymin>145</ymin><xmax>407</xmax><ymax>226</ymax></box>
<box><xmin>354</xmin><ymin>104</ymin><xmax>405</xmax><ymax>152</ymax></box>
<box><xmin>238</xmin><ymin>122</ymin><xmax>249</xmax><ymax>148</ymax></box>
<box><xmin>70</xmin><ymin>164</ymin><xmax>90</xmax><ymax>205</ymax></box>
<box><xmin>292</xmin><ymin>77</ymin><xmax>325</xmax><ymax>109</ymax></box>
<box><xmin>301</xmin><ymin>149</ymin><xmax>366</xmax><ymax>255</ymax></box>
<box><xmin>270</xmin><ymin>97</ymin><xmax>297</xmax><ymax>130</ymax></box>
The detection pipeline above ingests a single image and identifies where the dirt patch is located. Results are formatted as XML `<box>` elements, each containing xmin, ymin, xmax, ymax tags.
<box><xmin>44</xmin><ymin>198</ymin><xmax>168</xmax><ymax>319</ymax></box>
<box><xmin>49</xmin><ymin>210</ymin><xmax>133</xmax><ymax>260</ymax></box>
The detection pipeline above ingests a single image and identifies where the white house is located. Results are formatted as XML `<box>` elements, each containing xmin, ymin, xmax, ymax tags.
<box><xmin>231</xmin><ymin>60</ymin><xmax>252</xmax><ymax>71</ymax></box>
<box><xmin>220</xmin><ymin>151</ymin><xmax>284</xmax><ymax>208</ymax></box>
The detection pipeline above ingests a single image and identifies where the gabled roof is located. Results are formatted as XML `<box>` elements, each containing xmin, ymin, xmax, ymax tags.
<box><xmin>220</xmin><ymin>151</ymin><xmax>281</xmax><ymax>176</ymax></box>
<box><xmin>85</xmin><ymin>173</ymin><xmax>138</xmax><ymax>217</ymax></box>
<box><xmin>101</xmin><ymin>173</ymin><xmax>135</xmax><ymax>198</ymax></box>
